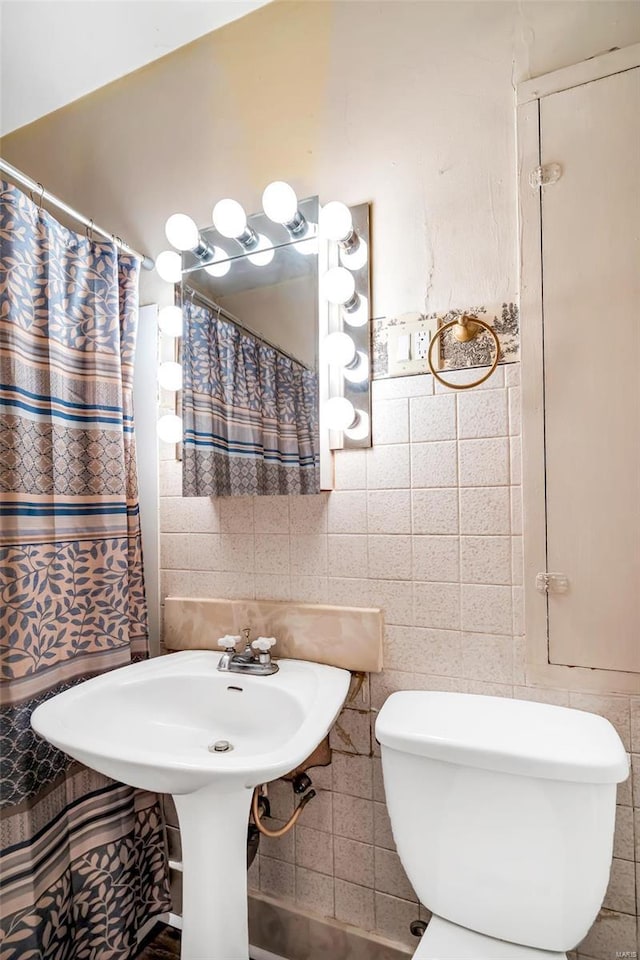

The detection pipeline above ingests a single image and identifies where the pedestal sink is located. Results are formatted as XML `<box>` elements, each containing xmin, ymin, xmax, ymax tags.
<box><xmin>31</xmin><ymin>650</ymin><xmax>350</xmax><ymax>960</ymax></box>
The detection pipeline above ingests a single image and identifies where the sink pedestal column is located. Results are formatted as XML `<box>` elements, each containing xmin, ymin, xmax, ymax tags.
<box><xmin>174</xmin><ymin>783</ymin><xmax>253</xmax><ymax>960</ymax></box>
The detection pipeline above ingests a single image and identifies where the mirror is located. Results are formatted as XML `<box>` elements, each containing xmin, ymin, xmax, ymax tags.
<box><xmin>181</xmin><ymin>196</ymin><xmax>319</xmax><ymax>371</ymax></box>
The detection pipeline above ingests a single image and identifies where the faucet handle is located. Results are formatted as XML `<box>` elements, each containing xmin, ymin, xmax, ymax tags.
<box><xmin>218</xmin><ymin>635</ymin><xmax>241</xmax><ymax>651</ymax></box>
<box><xmin>252</xmin><ymin>637</ymin><xmax>276</xmax><ymax>653</ymax></box>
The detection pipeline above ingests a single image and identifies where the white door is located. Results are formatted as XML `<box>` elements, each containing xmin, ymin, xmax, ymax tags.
<box><xmin>539</xmin><ymin>67</ymin><xmax>640</xmax><ymax>673</ymax></box>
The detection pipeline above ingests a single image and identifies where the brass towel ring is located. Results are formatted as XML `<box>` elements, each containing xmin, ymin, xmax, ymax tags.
<box><xmin>427</xmin><ymin>315</ymin><xmax>501</xmax><ymax>390</ymax></box>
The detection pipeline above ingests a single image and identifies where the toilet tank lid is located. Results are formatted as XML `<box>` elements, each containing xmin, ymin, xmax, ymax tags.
<box><xmin>375</xmin><ymin>692</ymin><xmax>629</xmax><ymax>784</ymax></box>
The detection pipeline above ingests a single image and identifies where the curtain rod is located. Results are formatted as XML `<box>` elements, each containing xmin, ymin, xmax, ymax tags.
<box><xmin>184</xmin><ymin>285</ymin><xmax>311</xmax><ymax>371</ymax></box>
<box><xmin>0</xmin><ymin>157</ymin><xmax>154</xmax><ymax>270</ymax></box>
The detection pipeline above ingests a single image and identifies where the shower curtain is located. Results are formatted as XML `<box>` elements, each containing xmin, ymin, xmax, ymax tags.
<box><xmin>182</xmin><ymin>296</ymin><xmax>320</xmax><ymax>497</ymax></box>
<box><xmin>0</xmin><ymin>181</ymin><xmax>170</xmax><ymax>958</ymax></box>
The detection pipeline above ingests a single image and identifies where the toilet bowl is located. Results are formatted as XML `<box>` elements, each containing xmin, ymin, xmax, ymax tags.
<box><xmin>375</xmin><ymin>692</ymin><xmax>629</xmax><ymax>960</ymax></box>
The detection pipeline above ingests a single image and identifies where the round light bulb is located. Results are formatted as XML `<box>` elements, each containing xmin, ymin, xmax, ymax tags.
<box><xmin>321</xmin><ymin>267</ymin><xmax>356</xmax><ymax>305</ymax></box>
<box><xmin>262</xmin><ymin>181</ymin><xmax>299</xmax><ymax>224</ymax></box>
<box><xmin>343</xmin><ymin>294</ymin><xmax>369</xmax><ymax>328</ymax></box>
<box><xmin>345</xmin><ymin>410</ymin><xmax>369</xmax><ymax>441</ymax></box>
<box><xmin>323</xmin><ymin>332</ymin><xmax>356</xmax><ymax>367</ymax></box>
<box><xmin>340</xmin><ymin>236</ymin><xmax>368</xmax><ymax>271</ymax></box>
<box><xmin>212</xmin><ymin>198</ymin><xmax>247</xmax><ymax>239</ymax></box>
<box><xmin>158</xmin><ymin>361</ymin><xmax>183</xmax><ymax>392</ymax></box>
<box><xmin>157</xmin><ymin>414</ymin><xmax>183</xmax><ymax>443</ymax></box>
<box><xmin>248</xmin><ymin>234</ymin><xmax>275</xmax><ymax>266</ymax></box>
<box><xmin>319</xmin><ymin>201</ymin><xmax>353</xmax><ymax>242</ymax></box>
<box><xmin>155</xmin><ymin>250</ymin><xmax>182</xmax><ymax>283</ymax></box>
<box><xmin>204</xmin><ymin>247</ymin><xmax>231</xmax><ymax>277</ymax></box>
<box><xmin>323</xmin><ymin>396</ymin><xmax>356</xmax><ymax>431</ymax></box>
<box><xmin>165</xmin><ymin>213</ymin><xmax>200</xmax><ymax>251</ymax></box>
<box><xmin>158</xmin><ymin>305</ymin><xmax>183</xmax><ymax>338</ymax></box>
<box><xmin>343</xmin><ymin>351</ymin><xmax>369</xmax><ymax>384</ymax></box>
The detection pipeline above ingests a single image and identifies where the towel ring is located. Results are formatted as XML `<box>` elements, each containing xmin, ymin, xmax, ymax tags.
<box><xmin>427</xmin><ymin>315</ymin><xmax>500</xmax><ymax>390</ymax></box>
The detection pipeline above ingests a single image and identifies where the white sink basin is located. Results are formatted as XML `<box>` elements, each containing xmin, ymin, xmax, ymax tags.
<box><xmin>32</xmin><ymin>650</ymin><xmax>350</xmax><ymax>960</ymax></box>
<box><xmin>32</xmin><ymin>650</ymin><xmax>349</xmax><ymax>795</ymax></box>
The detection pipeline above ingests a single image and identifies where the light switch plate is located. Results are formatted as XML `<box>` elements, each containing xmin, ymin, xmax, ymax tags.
<box><xmin>388</xmin><ymin>313</ymin><xmax>439</xmax><ymax>377</ymax></box>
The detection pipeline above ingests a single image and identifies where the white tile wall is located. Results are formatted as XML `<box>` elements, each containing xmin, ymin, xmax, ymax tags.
<box><xmin>159</xmin><ymin>366</ymin><xmax>638</xmax><ymax>957</ymax></box>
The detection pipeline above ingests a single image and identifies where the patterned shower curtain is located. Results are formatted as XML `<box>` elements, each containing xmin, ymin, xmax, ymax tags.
<box><xmin>0</xmin><ymin>181</ymin><xmax>170</xmax><ymax>958</ymax></box>
<box><xmin>182</xmin><ymin>296</ymin><xmax>320</xmax><ymax>497</ymax></box>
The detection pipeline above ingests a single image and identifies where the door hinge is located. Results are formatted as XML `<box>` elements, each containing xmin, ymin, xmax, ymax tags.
<box><xmin>536</xmin><ymin>572</ymin><xmax>570</xmax><ymax>595</ymax></box>
<box><xmin>529</xmin><ymin>163</ymin><xmax>562</xmax><ymax>189</ymax></box>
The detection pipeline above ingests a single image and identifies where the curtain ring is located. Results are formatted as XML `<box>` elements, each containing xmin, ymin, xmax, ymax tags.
<box><xmin>86</xmin><ymin>218</ymin><xmax>94</xmax><ymax>241</ymax></box>
<box><xmin>30</xmin><ymin>182</ymin><xmax>45</xmax><ymax>209</ymax></box>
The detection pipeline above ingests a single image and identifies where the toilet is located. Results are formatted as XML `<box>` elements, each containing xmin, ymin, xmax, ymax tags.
<box><xmin>375</xmin><ymin>691</ymin><xmax>629</xmax><ymax>960</ymax></box>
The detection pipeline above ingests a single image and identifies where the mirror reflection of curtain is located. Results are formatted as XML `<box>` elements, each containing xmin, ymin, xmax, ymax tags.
<box><xmin>0</xmin><ymin>181</ymin><xmax>170</xmax><ymax>957</ymax></box>
<box><xmin>182</xmin><ymin>297</ymin><xmax>320</xmax><ymax>497</ymax></box>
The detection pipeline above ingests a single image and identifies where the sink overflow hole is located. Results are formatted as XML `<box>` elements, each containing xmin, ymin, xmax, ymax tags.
<box><xmin>209</xmin><ymin>740</ymin><xmax>234</xmax><ymax>753</ymax></box>
<box><xmin>227</xmin><ymin>686</ymin><xmax>243</xmax><ymax>692</ymax></box>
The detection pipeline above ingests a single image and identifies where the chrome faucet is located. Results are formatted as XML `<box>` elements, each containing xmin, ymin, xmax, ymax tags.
<box><xmin>217</xmin><ymin>628</ymin><xmax>279</xmax><ymax>676</ymax></box>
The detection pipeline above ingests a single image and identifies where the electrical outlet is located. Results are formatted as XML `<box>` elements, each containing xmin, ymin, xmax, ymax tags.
<box><xmin>414</xmin><ymin>330</ymin><xmax>430</xmax><ymax>360</ymax></box>
<box><xmin>388</xmin><ymin>313</ymin><xmax>438</xmax><ymax>377</ymax></box>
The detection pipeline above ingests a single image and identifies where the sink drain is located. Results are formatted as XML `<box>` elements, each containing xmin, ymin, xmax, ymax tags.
<box><xmin>209</xmin><ymin>739</ymin><xmax>233</xmax><ymax>753</ymax></box>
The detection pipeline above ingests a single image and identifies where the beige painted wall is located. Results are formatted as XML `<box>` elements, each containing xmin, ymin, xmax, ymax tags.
<box><xmin>3</xmin><ymin>0</ymin><xmax>640</xmax><ymax>321</ymax></box>
<box><xmin>3</xmin><ymin>2</ymin><xmax>640</xmax><ymax>955</ymax></box>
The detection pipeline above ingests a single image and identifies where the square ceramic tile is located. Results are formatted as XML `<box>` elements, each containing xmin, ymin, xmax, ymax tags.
<box><xmin>413</xmin><ymin>581</ymin><xmax>460</xmax><ymax>630</ymax></box>
<box><xmin>368</xmin><ymin>535</ymin><xmax>412</xmax><ymax>580</ymax></box>
<box><xmin>333</xmin><ymin>449</ymin><xmax>367</xmax><ymax>490</ymax></box>
<box><xmin>295</xmin><ymin>867</ymin><xmax>334</xmax><ymax>918</ymax></box>
<box><xmin>505</xmin><ymin>363</ymin><xmax>520</xmax><ymax>386</ymax></box>
<box><xmin>219</xmin><ymin>534</ymin><xmax>255</xmax><ymax>572</ymax></box>
<box><xmin>217</xmin><ymin>496</ymin><xmax>254</xmax><ymax>532</ymax></box>
<box><xmin>289</xmin><ymin>493</ymin><xmax>329</xmax><ymax>534</ymax></box>
<box><xmin>412</xmin><ymin>488</ymin><xmax>459</xmax><ymax>535</ymax></box>
<box><xmin>461</xmin><ymin>632</ymin><xmax>514</xmax><ymax>684</ymax></box>
<box><xmin>290</xmin><ymin>535</ymin><xmax>328</xmax><ymax>577</ymax></box>
<box><xmin>254</xmin><ymin>574</ymin><xmax>291</xmax><ymax>601</ymax></box>
<box><xmin>409</xmin><ymin>394</ymin><xmax>456</xmax><ymax>442</ymax></box>
<box><xmin>299</xmin><ymin>789</ymin><xmax>333</xmax><ymax>833</ymax></box>
<box><xmin>367</xmin><ymin>490</ymin><xmax>412</xmax><ymax>534</ymax></box>
<box><xmin>187</xmin><ymin>533</ymin><xmax>222</xmax><ymax>571</ymax></box>
<box><xmin>188</xmin><ymin>496</ymin><xmax>220</xmax><ymax>533</ymax></box>
<box><xmin>457</xmin><ymin>388</ymin><xmax>508</xmax><ymax>439</ymax></box>
<box><xmin>334</xmin><ymin>837</ymin><xmax>375</xmax><ymax>888</ymax></box>
<box><xmin>460</xmin><ymin>486</ymin><xmax>511</xmax><ymax>535</ymax></box>
<box><xmin>435</xmin><ymin>364</ymin><xmax>504</xmax><ymax>393</ymax></box>
<box><xmin>327</xmin><ymin>535</ymin><xmax>368</xmax><ymax>579</ymax></box>
<box><xmin>510</xmin><ymin>487</ymin><xmax>523</xmax><ymax>535</ymax></box>
<box><xmin>461</xmin><ymin>584</ymin><xmax>513</xmax><ymax>635</ymax></box>
<box><xmin>511</xmin><ymin>537</ymin><xmax>523</xmax><ymax>585</ymax></box>
<box><xmin>374</xmin><ymin>892</ymin><xmax>418</xmax><ymax>950</ymax></box>
<box><xmin>412</xmin><ymin>536</ymin><xmax>459</xmax><ymax>582</ymax></box>
<box><xmin>458</xmin><ymin>438</ymin><xmax>509</xmax><ymax>486</ymax></box>
<box><xmin>510</xmin><ymin>436</ymin><xmax>522</xmax><ymax>484</ymax></box>
<box><xmin>333</xmin><ymin>794</ymin><xmax>374</xmax><ymax>844</ymax></box>
<box><xmin>508</xmin><ymin>386</ymin><xmax>521</xmax><ymax>436</ymax></box>
<box><xmin>460</xmin><ymin>536</ymin><xmax>511</xmax><ymax>585</ymax></box>
<box><xmin>385</xmin><ymin>624</ymin><xmax>462</xmax><ymax>677</ymax></box>
<box><xmin>159</xmin><ymin>460</ymin><xmax>182</xmax><ymax>496</ymax></box>
<box><xmin>259</xmin><ymin>857</ymin><xmax>295</xmax><ymax>899</ymax></box>
<box><xmin>159</xmin><ymin>497</ymin><xmax>190</xmax><ymax>533</ymax></box>
<box><xmin>289</xmin><ymin>576</ymin><xmax>329</xmax><ymax>604</ymax></box>
<box><xmin>374</xmin><ymin>847</ymin><xmax>417</xmax><ymax>902</ymax></box>
<box><xmin>253</xmin><ymin>496</ymin><xmax>290</xmax><ymax>534</ymax></box>
<box><xmin>411</xmin><ymin>441</ymin><xmax>457</xmax><ymax>488</ymax></box>
<box><xmin>603</xmin><ymin>856</ymin><xmax>636</xmax><ymax>915</ymax></box>
<box><xmin>255</xmin><ymin>535</ymin><xmax>290</xmax><ymax>575</ymax></box>
<box><xmin>328</xmin><ymin>491</ymin><xmax>368</xmax><ymax>533</ymax></box>
<box><xmin>160</xmin><ymin>533</ymin><xmax>189</xmax><ymax>570</ymax></box>
<box><xmin>260</xmin><ymin>818</ymin><xmax>295</xmax><ymax>863</ymax></box>
<box><xmin>369</xmin><ymin>579</ymin><xmax>413</xmax><ymax>626</ymax></box>
<box><xmin>372</xmin><ymin>398</ymin><xmax>410</xmax><ymax>445</ymax></box>
<box><xmin>295</xmin><ymin>824</ymin><xmax>334</xmax><ymax>875</ymax></box>
<box><xmin>334</xmin><ymin>878</ymin><xmax>375</xmax><ymax>930</ymax></box>
<box><xmin>331</xmin><ymin>754</ymin><xmax>373</xmax><ymax>799</ymax></box>
<box><xmin>373</xmin><ymin>373</ymin><xmax>433</xmax><ymax>400</ymax></box>
<box><xmin>367</xmin><ymin>444</ymin><xmax>411</xmax><ymax>489</ymax></box>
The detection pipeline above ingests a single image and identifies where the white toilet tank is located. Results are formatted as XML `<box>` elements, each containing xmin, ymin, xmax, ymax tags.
<box><xmin>376</xmin><ymin>692</ymin><xmax>629</xmax><ymax>954</ymax></box>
